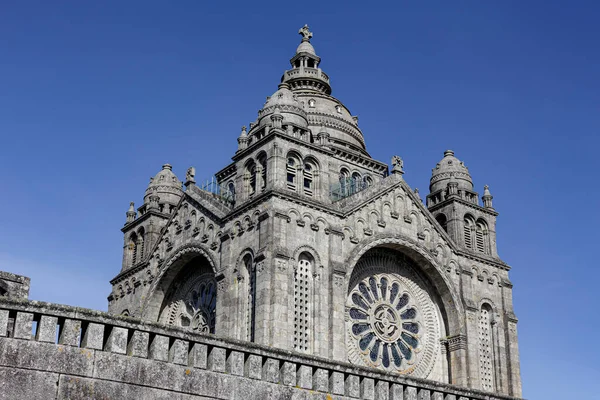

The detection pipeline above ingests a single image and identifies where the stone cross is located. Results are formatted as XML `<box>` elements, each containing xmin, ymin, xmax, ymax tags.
<box><xmin>299</xmin><ymin>24</ymin><xmax>313</xmax><ymax>42</ymax></box>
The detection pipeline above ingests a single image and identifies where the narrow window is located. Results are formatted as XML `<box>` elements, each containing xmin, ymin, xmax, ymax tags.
<box><xmin>287</xmin><ymin>157</ymin><xmax>297</xmax><ymax>191</ymax></box>
<box><xmin>464</xmin><ymin>216</ymin><xmax>475</xmax><ymax>249</ymax></box>
<box><xmin>479</xmin><ymin>305</ymin><xmax>495</xmax><ymax>391</ymax></box>
<box><xmin>258</xmin><ymin>153</ymin><xmax>267</xmax><ymax>190</ymax></box>
<box><xmin>244</xmin><ymin>255</ymin><xmax>256</xmax><ymax>342</ymax></box>
<box><xmin>294</xmin><ymin>253</ymin><xmax>313</xmax><ymax>352</ymax></box>
<box><xmin>303</xmin><ymin>163</ymin><xmax>313</xmax><ymax>197</ymax></box>
<box><xmin>436</xmin><ymin>214</ymin><xmax>448</xmax><ymax>233</ymax></box>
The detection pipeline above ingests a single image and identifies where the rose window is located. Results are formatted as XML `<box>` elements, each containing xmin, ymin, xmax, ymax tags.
<box><xmin>346</xmin><ymin>255</ymin><xmax>440</xmax><ymax>379</ymax></box>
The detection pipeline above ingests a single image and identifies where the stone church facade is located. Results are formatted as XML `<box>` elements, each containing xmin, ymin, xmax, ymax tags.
<box><xmin>106</xmin><ymin>26</ymin><xmax>522</xmax><ymax>398</ymax></box>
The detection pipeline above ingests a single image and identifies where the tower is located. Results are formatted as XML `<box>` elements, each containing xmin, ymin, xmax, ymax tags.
<box><xmin>107</xmin><ymin>26</ymin><xmax>522</xmax><ymax>397</ymax></box>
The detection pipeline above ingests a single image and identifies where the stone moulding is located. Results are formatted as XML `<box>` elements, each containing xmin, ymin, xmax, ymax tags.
<box><xmin>0</xmin><ymin>298</ymin><xmax>522</xmax><ymax>400</ymax></box>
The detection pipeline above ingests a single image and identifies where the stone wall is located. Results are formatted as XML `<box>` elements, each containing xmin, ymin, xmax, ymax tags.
<box><xmin>0</xmin><ymin>298</ymin><xmax>521</xmax><ymax>400</ymax></box>
<box><xmin>0</xmin><ymin>271</ymin><xmax>30</xmax><ymax>299</ymax></box>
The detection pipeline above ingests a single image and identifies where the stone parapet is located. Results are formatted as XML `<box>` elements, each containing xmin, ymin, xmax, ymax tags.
<box><xmin>0</xmin><ymin>298</ymin><xmax>522</xmax><ymax>400</ymax></box>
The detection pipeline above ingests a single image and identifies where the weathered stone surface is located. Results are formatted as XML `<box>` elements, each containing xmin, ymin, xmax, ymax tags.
<box><xmin>169</xmin><ymin>339</ymin><xmax>189</xmax><ymax>365</ymax></box>
<box><xmin>0</xmin><ymin>338</ymin><xmax>94</xmax><ymax>376</ymax></box>
<box><xmin>245</xmin><ymin>354</ymin><xmax>261</xmax><ymax>379</ymax></box>
<box><xmin>313</xmin><ymin>368</ymin><xmax>328</xmax><ymax>392</ymax></box>
<box><xmin>0</xmin><ymin>309</ymin><xmax>8</xmax><ymax>337</ymax></box>
<box><xmin>81</xmin><ymin>322</ymin><xmax>104</xmax><ymax>350</ymax></box>
<box><xmin>443</xmin><ymin>395</ymin><xmax>456</xmax><ymax>400</ymax></box>
<box><xmin>418</xmin><ymin>389</ymin><xmax>431</xmax><ymax>400</ymax></box>
<box><xmin>227</xmin><ymin>350</ymin><xmax>244</xmax><ymax>376</ymax></box>
<box><xmin>431</xmin><ymin>392</ymin><xmax>444</xmax><ymax>400</ymax></box>
<box><xmin>361</xmin><ymin>377</ymin><xmax>375</xmax><ymax>400</ymax></box>
<box><xmin>105</xmin><ymin>326</ymin><xmax>128</xmax><ymax>354</ymax></box>
<box><xmin>297</xmin><ymin>365</ymin><xmax>312</xmax><ymax>389</ymax></box>
<box><xmin>390</xmin><ymin>383</ymin><xmax>404</xmax><ymax>400</ymax></box>
<box><xmin>59</xmin><ymin>319</ymin><xmax>81</xmax><ymax>346</ymax></box>
<box><xmin>330</xmin><ymin>371</ymin><xmax>344</xmax><ymax>395</ymax></box>
<box><xmin>262</xmin><ymin>358</ymin><xmax>280</xmax><ymax>383</ymax></box>
<box><xmin>189</xmin><ymin>343</ymin><xmax>207</xmax><ymax>369</ymax></box>
<box><xmin>208</xmin><ymin>346</ymin><xmax>226</xmax><ymax>372</ymax></box>
<box><xmin>12</xmin><ymin>312</ymin><xmax>32</xmax><ymax>340</ymax></box>
<box><xmin>345</xmin><ymin>374</ymin><xmax>360</xmax><ymax>398</ymax></box>
<box><xmin>376</xmin><ymin>380</ymin><xmax>390</xmax><ymax>400</ymax></box>
<box><xmin>0</xmin><ymin>366</ymin><xmax>58</xmax><ymax>400</ymax></box>
<box><xmin>149</xmin><ymin>334</ymin><xmax>169</xmax><ymax>361</ymax></box>
<box><xmin>281</xmin><ymin>361</ymin><xmax>296</xmax><ymax>386</ymax></box>
<box><xmin>36</xmin><ymin>315</ymin><xmax>58</xmax><ymax>343</ymax></box>
<box><xmin>405</xmin><ymin>386</ymin><xmax>418</xmax><ymax>400</ymax></box>
<box><xmin>128</xmin><ymin>330</ymin><xmax>149</xmax><ymax>358</ymax></box>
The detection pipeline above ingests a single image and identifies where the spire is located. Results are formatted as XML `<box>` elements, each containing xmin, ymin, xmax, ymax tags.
<box><xmin>126</xmin><ymin>202</ymin><xmax>136</xmax><ymax>223</ymax></box>
<box><xmin>237</xmin><ymin>126</ymin><xmax>248</xmax><ymax>151</ymax></box>
<box><xmin>482</xmin><ymin>185</ymin><xmax>494</xmax><ymax>209</ymax></box>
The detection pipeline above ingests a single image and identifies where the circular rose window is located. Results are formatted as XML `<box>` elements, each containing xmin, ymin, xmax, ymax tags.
<box><xmin>346</xmin><ymin>252</ymin><xmax>440</xmax><ymax>378</ymax></box>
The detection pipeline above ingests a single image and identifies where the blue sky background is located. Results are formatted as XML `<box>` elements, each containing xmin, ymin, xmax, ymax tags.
<box><xmin>0</xmin><ymin>1</ymin><xmax>598</xmax><ymax>398</ymax></box>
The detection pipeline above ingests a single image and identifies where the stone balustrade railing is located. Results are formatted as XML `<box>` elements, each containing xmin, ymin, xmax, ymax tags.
<box><xmin>0</xmin><ymin>298</ymin><xmax>521</xmax><ymax>400</ymax></box>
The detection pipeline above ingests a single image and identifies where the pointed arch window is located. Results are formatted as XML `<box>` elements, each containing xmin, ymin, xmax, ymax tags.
<box><xmin>294</xmin><ymin>252</ymin><xmax>314</xmax><ymax>352</ymax></box>
<box><xmin>479</xmin><ymin>304</ymin><xmax>496</xmax><ymax>391</ymax></box>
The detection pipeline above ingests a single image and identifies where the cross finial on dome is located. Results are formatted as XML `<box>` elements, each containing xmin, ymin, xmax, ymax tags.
<box><xmin>299</xmin><ymin>24</ymin><xmax>313</xmax><ymax>42</ymax></box>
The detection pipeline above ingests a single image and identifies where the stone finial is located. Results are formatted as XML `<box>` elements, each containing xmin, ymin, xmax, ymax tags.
<box><xmin>185</xmin><ymin>166</ymin><xmax>196</xmax><ymax>187</ymax></box>
<box><xmin>299</xmin><ymin>24</ymin><xmax>313</xmax><ymax>42</ymax></box>
<box><xmin>237</xmin><ymin>126</ymin><xmax>248</xmax><ymax>151</ymax></box>
<box><xmin>126</xmin><ymin>202</ymin><xmax>136</xmax><ymax>223</ymax></box>
<box><xmin>482</xmin><ymin>184</ymin><xmax>494</xmax><ymax>209</ymax></box>
<box><xmin>162</xmin><ymin>163</ymin><xmax>172</xmax><ymax>171</ymax></box>
<box><xmin>391</xmin><ymin>155</ymin><xmax>404</xmax><ymax>175</ymax></box>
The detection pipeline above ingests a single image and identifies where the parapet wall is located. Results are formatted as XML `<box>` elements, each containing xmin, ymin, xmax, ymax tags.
<box><xmin>0</xmin><ymin>298</ymin><xmax>521</xmax><ymax>400</ymax></box>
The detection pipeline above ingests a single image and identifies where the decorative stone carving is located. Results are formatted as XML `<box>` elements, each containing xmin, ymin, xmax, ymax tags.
<box><xmin>346</xmin><ymin>250</ymin><xmax>440</xmax><ymax>378</ymax></box>
<box><xmin>160</xmin><ymin>272</ymin><xmax>216</xmax><ymax>334</ymax></box>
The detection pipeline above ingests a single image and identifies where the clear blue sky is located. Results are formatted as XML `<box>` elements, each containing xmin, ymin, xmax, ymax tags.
<box><xmin>1</xmin><ymin>1</ymin><xmax>597</xmax><ymax>398</ymax></box>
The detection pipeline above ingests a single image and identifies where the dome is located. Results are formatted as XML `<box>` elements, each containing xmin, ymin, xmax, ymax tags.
<box><xmin>257</xmin><ymin>83</ymin><xmax>308</xmax><ymax>128</ymax></box>
<box><xmin>429</xmin><ymin>150</ymin><xmax>473</xmax><ymax>193</ymax></box>
<box><xmin>144</xmin><ymin>164</ymin><xmax>183</xmax><ymax>205</ymax></box>
<box><xmin>296</xmin><ymin>93</ymin><xmax>366</xmax><ymax>151</ymax></box>
<box><xmin>296</xmin><ymin>40</ymin><xmax>316</xmax><ymax>55</ymax></box>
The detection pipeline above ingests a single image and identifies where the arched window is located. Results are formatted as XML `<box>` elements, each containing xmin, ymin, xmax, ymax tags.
<box><xmin>363</xmin><ymin>175</ymin><xmax>373</xmax><ymax>188</ymax></box>
<box><xmin>245</xmin><ymin>160</ymin><xmax>257</xmax><ymax>196</ymax></box>
<box><xmin>129</xmin><ymin>232</ymin><xmax>138</xmax><ymax>266</ymax></box>
<box><xmin>287</xmin><ymin>154</ymin><xmax>300</xmax><ymax>191</ymax></box>
<box><xmin>294</xmin><ymin>252</ymin><xmax>314</xmax><ymax>352</ymax></box>
<box><xmin>352</xmin><ymin>172</ymin><xmax>362</xmax><ymax>193</ymax></box>
<box><xmin>479</xmin><ymin>304</ymin><xmax>496</xmax><ymax>391</ymax></box>
<box><xmin>476</xmin><ymin>219</ymin><xmax>489</xmax><ymax>254</ymax></box>
<box><xmin>464</xmin><ymin>215</ymin><xmax>475</xmax><ymax>249</ymax></box>
<box><xmin>436</xmin><ymin>214</ymin><xmax>448</xmax><ymax>232</ymax></box>
<box><xmin>257</xmin><ymin>153</ymin><xmax>267</xmax><ymax>191</ymax></box>
<box><xmin>244</xmin><ymin>254</ymin><xmax>256</xmax><ymax>342</ymax></box>
<box><xmin>225</xmin><ymin>181</ymin><xmax>236</xmax><ymax>203</ymax></box>
<box><xmin>136</xmin><ymin>228</ymin><xmax>145</xmax><ymax>264</ymax></box>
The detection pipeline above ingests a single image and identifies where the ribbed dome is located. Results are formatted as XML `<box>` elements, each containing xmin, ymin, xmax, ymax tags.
<box><xmin>296</xmin><ymin>40</ymin><xmax>316</xmax><ymax>55</ymax></box>
<box><xmin>430</xmin><ymin>150</ymin><xmax>473</xmax><ymax>193</ymax></box>
<box><xmin>144</xmin><ymin>164</ymin><xmax>183</xmax><ymax>205</ymax></box>
<box><xmin>258</xmin><ymin>83</ymin><xmax>308</xmax><ymax>128</ymax></box>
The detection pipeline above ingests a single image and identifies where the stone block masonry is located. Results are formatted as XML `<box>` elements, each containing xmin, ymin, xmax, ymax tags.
<box><xmin>0</xmin><ymin>298</ymin><xmax>521</xmax><ymax>400</ymax></box>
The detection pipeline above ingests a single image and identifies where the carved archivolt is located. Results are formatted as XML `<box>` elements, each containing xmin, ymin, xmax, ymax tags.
<box><xmin>159</xmin><ymin>271</ymin><xmax>216</xmax><ymax>334</ymax></box>
<box><xmin>346</xmin><ymin>249</ymin><xmax>440</xmax><ymax>379</ymax></box>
